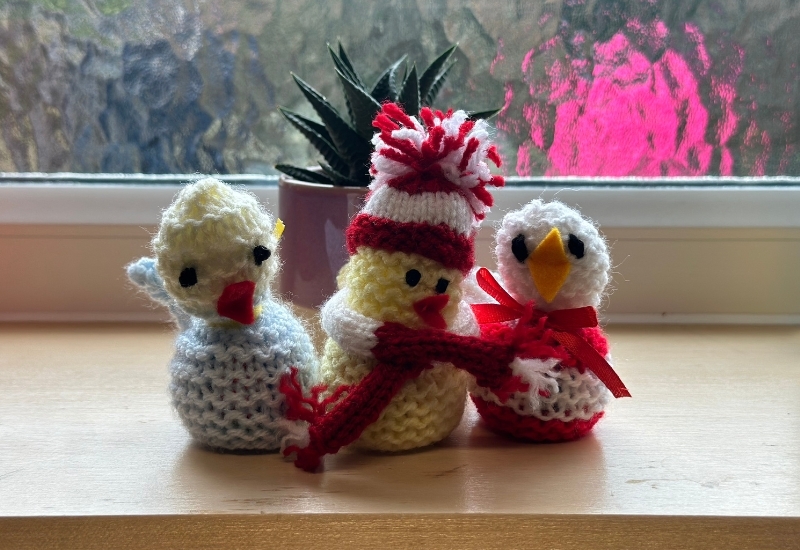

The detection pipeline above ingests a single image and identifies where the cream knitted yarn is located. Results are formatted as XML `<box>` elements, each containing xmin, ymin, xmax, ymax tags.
<box><xmin>495</xmin><ymin>200</ymin><xmax>610</xmax><ymax>312</ymax></box>
<box><xmin>320</xmin><ymin>339</ymin><xmax>468</xmax><ymax>452</ymax></box>
<box><xmin>152</xmin><ymin>177</ymin><xmax>281</xmax><ymax>322</ymax></box>
<box><xmin>319</xmin><ymin>247</ymin><xmax>470</xmax><ymax>452</ymax></box>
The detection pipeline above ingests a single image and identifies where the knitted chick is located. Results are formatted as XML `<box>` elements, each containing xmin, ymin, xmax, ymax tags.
<box><xmin>280</xmin><ymin>103</ymin><xmax>515</xmax><ymax>471</ymax></box>
<box><xmin>470</xmin><ymin>200</ymin><xmax>630</xmax><ymax>442</ymax></box>
<box><xmin>127</xmin><ymin>177</ymin><xmax>318</xmax><ymax>452</ymax></box>
<box><xmin>319</xmin><ymin>250</ymin><xmax>471</xmax><ymax>452</ymax></box>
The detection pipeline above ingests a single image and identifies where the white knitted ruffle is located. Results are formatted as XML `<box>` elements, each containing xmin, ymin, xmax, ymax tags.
<box><xmin>471</xmin><ymin>359</ymin><xmax>612</xmax><ymax>422</ymax></box>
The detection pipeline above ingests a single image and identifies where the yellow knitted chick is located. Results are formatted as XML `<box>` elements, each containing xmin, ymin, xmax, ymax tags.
<box><xmin>320</xmin><ymin>248</ymin><xmax>469</xmax><ymax>452</ymax></box>
<box><xmin>281</xmin><ymin>103</ymin><xmax>503</xmax><ymax>471</ymax></box>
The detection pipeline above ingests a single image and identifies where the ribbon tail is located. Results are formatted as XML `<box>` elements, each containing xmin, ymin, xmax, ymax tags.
<box><xmin>547</xmin><ymin>306</ymin><xmax>599</xmax><ymax>331</ymax></box>
<box><xmin>553</xmin><ymin>332</ymin><xmax>631</xmax><ymax>398</ymax></box>
<box><xmin>475</xmin><ymin>268</ymin><xmax>524</xmax><ymax>311</ymax></box>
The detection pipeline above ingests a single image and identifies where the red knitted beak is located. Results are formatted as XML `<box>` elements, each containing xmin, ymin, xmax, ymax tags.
<box><xmin>413</xmin><ymin>294</ymin><xmax>450</xmax><ymax>330</ymax></box>
<box><xmin>216</xmin><ymin>280</ymin><xmax>256</xmax><ymax>325</ymax></box>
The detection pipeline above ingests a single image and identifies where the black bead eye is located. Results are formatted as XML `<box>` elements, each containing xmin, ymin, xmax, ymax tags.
<box><xmin>568</xmin><ymin>234</ymin><xmax>585</xmax><ymax>259</ymax></box>
<box><xmin>179</xmin><ymin>267</ymin><xmax>197</xmax><ymax>288</ymax></box>
<box><xmin>511</xmin><ymin>234</ymin><xmax>529</xmax><ymax>263</ymax></box>
<box><xmin>405</xmin><ymin>269</ymin><xmax>421</xmax><ymax>287</ymax></box>
<box><xmin>435</xmin><ymin>278</ymin><xmax>449</xmax><ymax>294</ymax></box>
<box><xmin>253</xmin><ymin>245</ymin><xmax>271</xmax><ymax>266</ymax></box>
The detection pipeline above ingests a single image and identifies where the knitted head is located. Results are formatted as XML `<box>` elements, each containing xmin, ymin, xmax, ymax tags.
<box><xmin>342</xmin><ymin>103</ymin><xmax>504</xmax><ymax>328</ymax></box>
<box><xmin>495</xmin><ymin>200</ymin><xmax>610</xmax><ymax>312</ymax></box>
<box><xmin>153</xmin><ymin>177</ymin><xmax>282</xmax><ymax>324</ymax></box>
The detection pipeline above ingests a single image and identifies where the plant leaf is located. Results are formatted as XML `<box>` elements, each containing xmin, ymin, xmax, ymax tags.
<box><xmin>279</xmin><ymin>108</ymin><xmax>350</xmax><ymax>176</ymax></box>
<box><xmin>467</xmin><ymin>107</ymin><xmax>502</xmax><ymax>121</ymax></box>
<box><xmin>371</xmin><ymin>55</ymin><xmax>407</xmax><ymax>103</ymax></box>
<box><xmin>398</xmin><ymin>64</ymin><xmax>419</xmax><ymax>115</ymax></box>
<box><xmin>336</xmin><ymin>41</ymin><xmax>365</xmax><ymax>89</ymax></box>
<box><xmin>419</xmin><ymin>44</ymin><xmax>457</xmax><ymax>102</ymax></box>
<box><xmin>422</xmin><ymin>61</ymin><xmax>455</xmax><ymax>106</ymax></box>
<box><xmin>320</xmin><ymin>163</ymin><xmax>370</xmax><ymax>187</ymax></box>
<box><xmin>280</xmin><ymin>108</ymin><xmax>331</xmax><ymax>143</ymax></box>
<box><xmin>275</xmin><ymin>164</ymin><xmax>336</xmax><ymax>185</ymax></box>
<box><xmin>336</xmin><ymin>69</ymin><xmax>382</xmax><ymax>139</ymax></box>
<box><xmin>328</xmin><ymin>44</ymin><xmax>361</xmax><ymax>126</ymax></box>
<box><xmin>328</xmin><ymin>42</ymin><xmax>365</xmax><ymax>88</ymax></box>
<box><xmin>291</xmin><ymin>73</ymin><xmax>372</xmax><ymax>169</ymax></box>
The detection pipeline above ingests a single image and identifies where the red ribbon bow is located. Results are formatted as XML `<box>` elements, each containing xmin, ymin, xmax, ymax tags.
<box><xmin>471</xmin><ymin>268</ymin><xmax>631</xmax><ymax>399</ymax></box>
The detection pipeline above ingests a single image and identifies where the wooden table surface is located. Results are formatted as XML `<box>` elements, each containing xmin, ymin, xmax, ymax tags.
<box><xmin>0</xmin><ymin>322</ymin><xmax>798</xmax><ymax>549</ymax></box>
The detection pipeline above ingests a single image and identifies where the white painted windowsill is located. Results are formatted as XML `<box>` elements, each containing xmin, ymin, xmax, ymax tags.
<box><xmin>1</xmin><ymin>174</ymin><xmax>799</xmax><ymax>324</ymax></box>
<box><xmin>1</xmin><ymin>174</ymin><xmax>799</xmax><ymax>227</ymax></box>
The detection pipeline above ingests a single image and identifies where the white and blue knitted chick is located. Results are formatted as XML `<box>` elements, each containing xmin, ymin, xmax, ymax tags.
<box><xmin>127</xmin><ymin>177</ymin><xmax>318</xmax><ymax>452</ymax></box>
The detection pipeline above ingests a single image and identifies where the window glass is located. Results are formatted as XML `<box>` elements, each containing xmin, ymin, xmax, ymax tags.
<box><xmin>0</xmin><ymin>0</ymin><xmax>797</xmax><ymax>177</ymax></box>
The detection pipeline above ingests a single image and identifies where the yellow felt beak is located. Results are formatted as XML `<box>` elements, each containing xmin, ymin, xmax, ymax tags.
<box><xmin>273</xmin><ymin>218</ymin><xmax>285</xmax><ymax>240</ymax></box>
<box><xmin>527</xmin><ymin>227</ymin><xmax>571</xmax><ymax>303</ymax></box>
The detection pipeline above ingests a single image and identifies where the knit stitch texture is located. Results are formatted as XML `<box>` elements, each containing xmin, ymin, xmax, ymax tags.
<box><xmin>283</xmin><ymin>104</ymin><xmax>506</xmax><ymax>469</ymax></box>
<box><xmin>127</xmin><ymin>177</ymin><xmax>318</xmax><ymax>452</ymax></box>
<box><xmin>468</xmin><ymin>199</ymin><xmax>624</xmax><ymax>442</ymax></box>
<box><xmin>320</xmin><ymin>339</ymin><xmax>469</xmax><ymax>452</ymax></box>
<box><xmin>152</xmin><ymin>177</ymin><xmax>281</xmax><ymax>322</ymax></box>
<box><xmin>495</xmin><ymin>200</ymin><xmax>610</xmax><ymax>312</ymax></box>
<box><xmin>472</xmin><ymin>395</ymin><xmax>605</xmax><ymax>442</ymax></box>
<box><xmin>170</xmin><ymin>299</ymin><xmax>317</xmax><ymax>451</ymax></box>
<box><xmin>320</xmin><ymin>247</ymin><xmax>472</xmax><ymax>451</ymax></box>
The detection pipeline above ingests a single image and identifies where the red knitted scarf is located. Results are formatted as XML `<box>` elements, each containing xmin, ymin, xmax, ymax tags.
<box><xmin>279</xmin><ymin>325</ymin><xmax>526</xmax><ymax>472</ymax></box>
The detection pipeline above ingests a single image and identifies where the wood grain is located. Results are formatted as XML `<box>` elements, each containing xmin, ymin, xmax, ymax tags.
<box><xmin>0</xmin><ymin>323</ymin><xmax>798</xmax><ymax>547</ymax></box>
<box><xmin>1</xmin><ymin>515</ymin><xmax>798</xmax><ymax>550</ymax></box>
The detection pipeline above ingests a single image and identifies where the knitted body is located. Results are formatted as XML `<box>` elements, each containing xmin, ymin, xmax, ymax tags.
<box><xmin>472</xmin><ymin>366</ymin><xmax>608</xmax><ymax>442</ymax></box>
<box><xmin>320</xmin><ymin>339</ymin><xmax>468</xmax><ymax>451</ymax></box>
<box><xmin>126</xmin><ymin>178</ymin><xmax>319</xmax><ymax>453</ymax></box>
<box><xmin>471</xmin><ymin>319</ymin><xmax>612</xmax><ymax>442</ymax></box>
<box><xmin>468</xmin><ymin>272</ymin><xmax>617</xmax><ymax>442</ymax></box>
<box><xmin>171</xmin><ymin>297</ymin><xmax>316</xmax><ymax>451</ymax></box>
<box><xmin>318</xmin><ymin>247</ymin><xmax>471</xmax><ymax>452</ymax></box>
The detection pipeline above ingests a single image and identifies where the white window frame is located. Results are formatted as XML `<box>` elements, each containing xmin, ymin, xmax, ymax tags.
<box><xmin>1</xmin><ymin>173</ymin><xmax>799</xmax><ymax>324</ymax></box>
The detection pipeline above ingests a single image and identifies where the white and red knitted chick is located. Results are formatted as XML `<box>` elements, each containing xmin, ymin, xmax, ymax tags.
<box><xmin>469</xmin><ymin>199</ymin><xmax>630</xmax><ymax>442</ymax></box>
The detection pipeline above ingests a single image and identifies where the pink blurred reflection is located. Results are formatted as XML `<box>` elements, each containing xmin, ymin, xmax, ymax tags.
<box><xmin>500</xmin><ymin>20</ymin><xmax>746</xmax><ymax>177</ymax></box>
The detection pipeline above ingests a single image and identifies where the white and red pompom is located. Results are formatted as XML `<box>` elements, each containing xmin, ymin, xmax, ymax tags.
<box><xmin>370</xmin><ymin>103</ymin><xmax>504</xmax><ymax>224</ymax></box>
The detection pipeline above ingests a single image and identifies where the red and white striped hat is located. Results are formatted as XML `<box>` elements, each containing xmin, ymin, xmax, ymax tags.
<box><xmin>346</xmin><ymin>102</ymin><xmax>504</xmax><ymax>274</ymax></box>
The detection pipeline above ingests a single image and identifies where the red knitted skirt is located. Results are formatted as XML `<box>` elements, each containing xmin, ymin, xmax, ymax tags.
<box><xmin>471</xmin><ymin>395</ymin><xmax>603</xmax><ymax>442</ymax></box>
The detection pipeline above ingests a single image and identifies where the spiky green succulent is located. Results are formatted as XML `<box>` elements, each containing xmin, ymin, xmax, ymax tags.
<box><xmin>276</xmin><ymin>42</ymin><xmax>500</xmax><ymax>187</ymax></box>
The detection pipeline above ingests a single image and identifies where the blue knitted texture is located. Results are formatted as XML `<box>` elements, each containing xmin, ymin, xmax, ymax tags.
<box><xmin>126</xmin><ymin>178</ymin><xmax>319</xmax><ymax>452</ymax></box>
<box><xmin>127</xmin><ymin>257</ymin><xmax>170</xmax><ymax>304</ymax></box>
<box><xmin>170</xmin><ymin>297</ymin><xmax>317</xmax><ymax>451</ymax></box>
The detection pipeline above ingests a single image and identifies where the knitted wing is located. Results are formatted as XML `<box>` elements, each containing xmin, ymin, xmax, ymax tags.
<box><xmin>127</xmin><ymin>256</ymin><xmax>192</xmax><ymax>330</ymax></box>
